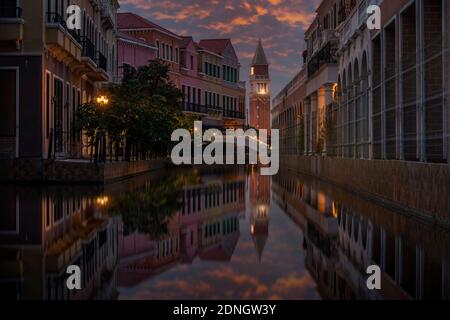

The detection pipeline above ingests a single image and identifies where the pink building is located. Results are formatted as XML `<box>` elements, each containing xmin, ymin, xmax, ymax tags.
<box><xmin>180</xmin><ymin>36</ymin><xmax>204</xmax><ymax>113</ymax></box>
<box><xmin>116</xmin><ymin>31</ymin><xmax>157</xmax><ymax>79</ymax></box>
<box><xmin>117</xmin><ymin>12</ymin><xmax>182</xmax><ymax>87</ymax></box>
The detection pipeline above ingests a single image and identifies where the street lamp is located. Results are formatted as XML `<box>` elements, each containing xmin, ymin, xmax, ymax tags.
<box><xmin>96</xmin><ymin>95</ymin><xmax>109</xmax><ymax>105</ymax></box>
<box><xmin>96</xmin><ymin>95</ymin><xmax>109</xmax><ymax>163</ymax></box>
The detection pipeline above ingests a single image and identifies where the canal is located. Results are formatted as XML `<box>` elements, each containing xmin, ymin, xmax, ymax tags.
<box><xmin>0</xmin><ymin>166</ymin><xmax>448</xmax><ymax>300</ymax></box>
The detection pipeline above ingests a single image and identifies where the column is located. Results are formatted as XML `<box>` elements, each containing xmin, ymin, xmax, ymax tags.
<box><xmin>310</xmin><ymin>93</ymin><xmax>318</xmax><ymax>154</ymax></box>
<box><xmin>323</xmin><ymin>84</ymin><xmax>335</xmax><ymax>155</ymax></box>
<box><xmin>303</xmin><ymin>98</ymin><xmax>311</xmax><ymax>155</ymax></box>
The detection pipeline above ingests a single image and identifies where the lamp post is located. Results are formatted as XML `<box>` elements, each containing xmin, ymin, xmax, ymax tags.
<box><xmin>96</xmin><ymin>95</ymin><xmax>109</xmax><ymax>163</ymax></box>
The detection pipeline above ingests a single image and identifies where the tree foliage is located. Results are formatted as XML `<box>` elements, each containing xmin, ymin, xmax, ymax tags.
<box><xmin>75</xmin><ymin>59</ymin><xmax>197</xmax><ymax>161</ymax></box>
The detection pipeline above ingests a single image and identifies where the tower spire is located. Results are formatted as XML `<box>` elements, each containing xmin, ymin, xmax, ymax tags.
<box><xmin>252</xmin><ymin>38</ymin><xmax>268</xmax><ymax>65</ymax></box>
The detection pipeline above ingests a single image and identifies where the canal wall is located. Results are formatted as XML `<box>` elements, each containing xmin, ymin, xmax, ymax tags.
<box><xmin>0</xmin><ymin>158</ymin><xmax>168</xmax><ymax>183</ymax></box>
<box><xmin>280</xmin><ymin>155</ymin><xmax>450</xmax><ymax>224</ymax></box>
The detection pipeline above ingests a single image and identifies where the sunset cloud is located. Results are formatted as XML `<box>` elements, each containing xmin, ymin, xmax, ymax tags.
<box><xmin>118</xmin><ymin>0</ymin><xmax>319</xmax><ymax>95</ymax></box>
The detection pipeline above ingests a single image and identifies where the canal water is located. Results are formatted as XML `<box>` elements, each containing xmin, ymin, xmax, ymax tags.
<box><xmin>0</xmin><ymin>166</ymin><xmax>448</xmax><ymax>300</ymax></box>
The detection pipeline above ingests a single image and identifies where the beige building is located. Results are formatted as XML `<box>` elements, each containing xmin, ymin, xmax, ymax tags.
<box><xmin>0</xmin><ymin>0</ymin><xmax>119</xmax><ymax>161</ymax></box>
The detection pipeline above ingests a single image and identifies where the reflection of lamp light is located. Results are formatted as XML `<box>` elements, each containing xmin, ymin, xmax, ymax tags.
<box><xmin>96</xmin><ymin>196</ymin><xmax>109</xmax><ymax>206</ymax></box>
<box><xmin>251</xmin><ymin>224</ymin><xmax>255</xmax><ymax>234</ymax></box>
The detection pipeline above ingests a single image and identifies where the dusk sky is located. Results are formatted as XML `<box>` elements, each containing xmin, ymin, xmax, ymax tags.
<box><xmin>119</xmin><ymin>0</ymin><xmax>320</xmax><ymax>98</ymax></box>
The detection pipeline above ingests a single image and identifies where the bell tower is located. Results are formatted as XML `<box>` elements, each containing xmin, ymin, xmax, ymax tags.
<box><xmin>249</xmin><ymin>38</ymin><xmax>270</xmax><ymax>131</ymax></box>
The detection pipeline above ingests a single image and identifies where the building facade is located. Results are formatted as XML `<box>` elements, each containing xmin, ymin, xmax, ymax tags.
<box><xmin>249</xmin><ymin>39</ymin><xmax>271</xmax><ymax>131</ymax></box>
<box><xmin>116</xmin><ymin>31</ymin><xmax>157</xmax><ymax>80</ymax></box>
<box><xmin>117</xmin><ymin>12</ymin><xmax>182</xmax><ymax>87</ymax></box>
<box><xmin>0</xmin><ymin>0</ymin><xmax>119</xmax><ymax>161</ymax></box>
<box><xmin>274</xmin><ymin>0</ymin><xmax>449</xmax><ymax>165</ymax></box>
<box><xmin>198</xmin><ymin>39</ymin><xmax>246</xmax><ymax>130</ymax></box>
<box><xmin>272</xmin><ymin>67</ymin><xmax>307</xmax><ymax>155</ymax></box>
<box><xmin>116</xmin><ymin>14</ymin><xmax>246</xmax><ymax>130</ymax></box>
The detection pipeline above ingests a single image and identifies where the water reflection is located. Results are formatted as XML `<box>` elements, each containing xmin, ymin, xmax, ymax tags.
<box><xmin>0</xmin><ymin>167</ymin><xmax>449</xmax><ymax>300</ymax></box>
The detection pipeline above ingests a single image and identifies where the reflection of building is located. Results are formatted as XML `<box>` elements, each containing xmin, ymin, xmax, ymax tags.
<box><xmin>0</xmin><ymin>186</ymin><xmax>119</xmax><ymax>300</ymax></box>
<box><xmin>117</xmin><ymin>173</ymin><xmax>245</xmax><ymax>288</ymax></box>
<box><xmin>272</xmin><ymin>170</ymin><xmax>450</xmax><ymax>300</ymax></box>
<box><xmin>249</xmin><ymin>172</ymin><xmax>270</xmax><ymax>262</ymax></box>
<box><xmin>117</xmin><ymin>213</ymin><xmax>181</xmax><ymax>288</ymax></box>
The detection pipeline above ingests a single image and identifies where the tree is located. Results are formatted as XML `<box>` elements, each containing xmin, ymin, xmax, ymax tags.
<box><xmin>75</xmin><ymin>59</ymin><xmax>197</xmax><ymax>162</ymax></box>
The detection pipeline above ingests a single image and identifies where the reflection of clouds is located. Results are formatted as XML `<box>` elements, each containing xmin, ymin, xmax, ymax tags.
<box><xmin>272</xmin><ymin>274</ymin><xmax>314</xmax><ymax>295</ymax></box>
<box><xmin>208</xmin><ymin>267</ymin><xmax>260</xmax><ymax>287</ymax></box>
<box><xmin>119</xmin><ymin>192</ymin><xmax>320</xmax><ymax>300</ymax></box>
<box><xmin>119</xmin><ymin>0</ymin><xmax>319</xmax><ymax>94</ymax></box>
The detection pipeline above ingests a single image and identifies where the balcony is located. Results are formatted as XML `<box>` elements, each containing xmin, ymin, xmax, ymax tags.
<box><xmin>72</xmin><ymin>37</ymin><xmax>109</xmax><ymax>82</ymax></box>
<box><xmin>307</xmin><ymin>41</ymin><xmax>338</xmax><ymax>78</ymax></box>
<box><xmin>97</xmin><ymin>51</ymin><xmax>107</xmax><ymax>72</ymax></box>
<box><xmin>249</xmin><ymin>74</ymin><xmax>270</xmax><ymax>81</ymax></box>
<box><xmin>182</xmin><ymin>102</ymin><xmax>208</xmax><ymax>114</ymax></box>
<box><xmin>310</xmin><ymin>29</ymin><xmax>338</xmax><ymax>58</ymax></box>
<box><xmin>45</xmin><ymin>12</ymin><xmax>82</xmax><ymax>65</ymax></box>
<box><xmin>100</xmin><ymin>0</ymin><xmax>115</xmax><ymax>29</ymax></box>
<box><xmin>223</xmin><ymin>110</ymin><xmax>245</xmax><ymax>119</ymax></box>
<box><xmin>0</xmin><ymin>7</ymin><xmax>24</xmax><ymax>48</ymax></box>
<box><xmin>338</xmin><ymin>0</ymin><xmax>381</xmax><ymax>50</ymax></box>
<box><xmin>81</xmin><ymin>36</ymin><xmax>96</xmax><ymax>63</ymax></box>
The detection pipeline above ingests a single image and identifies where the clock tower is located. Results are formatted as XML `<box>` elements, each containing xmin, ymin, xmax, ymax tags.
<box><xmin>249</xmin><ymin>38</ymin><xmax>270</xmax><ymax>131</ymax></box>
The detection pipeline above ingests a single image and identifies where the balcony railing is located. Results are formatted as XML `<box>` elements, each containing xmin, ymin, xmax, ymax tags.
<box><xmin>81</xmin><ymin>36</ymin><xmax>96</xmax><ymax>62</ymax></box>
<box><xmin>47</xmin><ymin>12</ymin><xmax>81</xmax><ymax>43</ymax></box>
<box><xmin>307</xmin><ymin>41</ymin><xmax>338</xmax><ymax>78</ymax></box>
<box><xmin>223</xmin><ymin>110</ymin><xmax>245</xmax><ymax>119</ymax></box>
<box><xmin>0</xmin><ymin>6</ymin><xmax>22</xmax><ymax>18</ymax></box>
<box><xmin>100</xmin><ymin>0</ymin><xmax>115</xmax><ymax>27</ymax></box>
<box><xmin>182</xmin><ymin>102</ymin><xmax>208</xmax><ymax>114</ymax></box>
<box><xmin>97</xmin><ymin>51</ymin><xmax>107</xmax><ymax>72</ymax></box>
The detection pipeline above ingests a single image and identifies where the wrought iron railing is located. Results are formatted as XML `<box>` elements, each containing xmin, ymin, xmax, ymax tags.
<box><xmin>81</xmin><ymin>36</ymin><xmax>96</xmax><ymax>62</ymax></box>
<box><xmin>182</xmin><ymin>102</ymin><xmax>208</xmax><ymax>114</ymax></box>
<box><xmin>307</xmin><ymin>41</ymin><xmax>338</xmax><ymax>77</ymax></box>
<box><xmin>97</xmin><ymin>51</ymin><xmax>107</xmax><ymax>71</ymax></box>
<box><xmin>223</xmin><ymin>110</ymin><xmax>245</xmax><ymax>119</ymax></box>
<box><xmin>0</xmin><ymin>6</ymin><xmax>21</xmax><ymax>18</ymax></box>
<box><xmin>46</xmin><ymin>12</ymin><xmax>81</xmax><ymax>43</ymax></box>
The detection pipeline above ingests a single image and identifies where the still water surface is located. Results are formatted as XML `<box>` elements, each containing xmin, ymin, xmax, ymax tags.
<box><xmin>0</xmin><ymin>167</ymin><xmax>448</xmax><ymax>299</ymax></box>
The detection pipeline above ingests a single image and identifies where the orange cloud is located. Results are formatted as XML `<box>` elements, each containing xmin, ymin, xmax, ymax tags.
<box><xmin>272</xmin><ymin>8</ymin><xmax>316</xmax><ymax>28</ymax></box>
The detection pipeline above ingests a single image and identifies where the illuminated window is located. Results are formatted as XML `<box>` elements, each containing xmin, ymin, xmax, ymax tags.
<box><xmin>250</xmin><ymin>66</ymin><xmax>254</xmax><ymax>75</ymax></box>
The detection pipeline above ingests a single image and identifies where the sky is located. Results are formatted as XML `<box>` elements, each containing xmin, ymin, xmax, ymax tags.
<box><xmin>118</xmin><ymin>0</ymin><xmax>320</xmax><ymax>98</ymax></box>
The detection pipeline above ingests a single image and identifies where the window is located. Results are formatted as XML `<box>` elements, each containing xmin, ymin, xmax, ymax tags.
<box><xmin>0</xmin><ymin>69</ymin><xmax>17</xmax><ymax>157</ymax></box>
<box><xmin>46</xmin><ymin>73</ymin><xmax>51</xmax><ymax>138</ymax></box>
<box><xmin>156</xmin><ymin>41</ymin><xmax>160</xmax><ymax>58</ymax></box>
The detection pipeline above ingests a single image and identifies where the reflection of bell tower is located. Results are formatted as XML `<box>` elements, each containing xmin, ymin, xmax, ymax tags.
<box><xmin>249</xmin><ymin>38</ymin><xmax>270</xmax><ymax>131</ymax></box>
<box><xmin>249</xmin><ymin>173</ymin><xmax>270</xmax><ymax>262</ymax></box>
